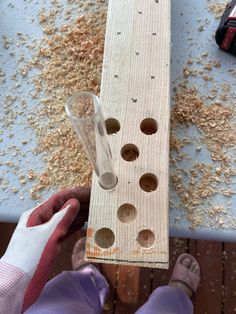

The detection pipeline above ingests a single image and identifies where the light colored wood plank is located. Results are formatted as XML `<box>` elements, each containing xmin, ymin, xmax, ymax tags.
<box><xmin>85</xmin><ymin>0</ymin><xmax>171</xmax><ymax>268</ymax></box>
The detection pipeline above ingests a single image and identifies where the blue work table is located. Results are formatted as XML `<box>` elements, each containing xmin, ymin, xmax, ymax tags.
<box><xmin>1</xmin><ymin>0</ymin><xmax>236</xmax><ymax>242</ymax></box>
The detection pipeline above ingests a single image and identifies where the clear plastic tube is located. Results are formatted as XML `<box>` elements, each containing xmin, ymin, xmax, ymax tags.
<box><xmin>65</xmin><ymin>91</ymin><xmax>117</xmax><ymax>190</ymax></box>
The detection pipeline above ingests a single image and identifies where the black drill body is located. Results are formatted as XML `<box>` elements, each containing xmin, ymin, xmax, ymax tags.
<box><xmin>215</xmin><ymin>0</ymin><xmax>236</xmax><ymax>55</ymax></box>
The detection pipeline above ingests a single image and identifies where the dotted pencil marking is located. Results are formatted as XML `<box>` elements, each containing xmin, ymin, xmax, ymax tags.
<box><xmin>135</xmin><ymin>51</ymin><xmax>139</xmax><ymax>56</ymax></box>
<box><xmin>114</xmin><ymin>74</ymin><xmax>118</xmax><ymax>78</ymax></box>
<box><xmin>152</xmin><ymin>32</ymin><xmax>157</xmax><ymax>36</ymax></box>
<box><xmin>138</xmin><ymin>11</ymin><xmax>142</xmax><ymax>14</ymax></box>
<box><xmin>131</xmin><ymin>98</ymin><xmax>137</xmax><ymax>103</ymax></box>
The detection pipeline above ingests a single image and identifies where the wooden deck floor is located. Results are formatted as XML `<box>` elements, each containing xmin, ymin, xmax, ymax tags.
<box><xmin>1</xmin><ymin>222</ymin><xmax>236</xmax><ymax>314</ymax></box>
<box><xmin>33</xmin><ymin>234</ymin><xmax>236</xmax><ymax>314</ymax></box>
<box><xmin>101</xmin><ymin>238</ymin><xmax>232</xmax><ymax>314</ymax></box>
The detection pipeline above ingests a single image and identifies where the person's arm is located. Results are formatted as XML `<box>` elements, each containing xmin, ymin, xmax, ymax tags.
<box><xmin>0</xmin><ymin>187</ymin><xmax>90</xmax><ymax>314</ymax></box>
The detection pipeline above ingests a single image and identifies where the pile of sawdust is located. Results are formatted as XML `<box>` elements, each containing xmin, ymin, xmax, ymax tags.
<box><xmin>170</xmin><ymin>85</ymin><xmax>236</xmax><ymax>228</ymax></box>
<box><xmin>208</xmin><ymin>1</ymin><xmax>227</xmax><ymax>19</ymax></box>
<box><xmin>170</xmin><ymin>162</ymin><xmax>231</xmax><ymax>228</ymax></box>
<box><xmin>28</xmin><ymin>4</ymin><xmax>107</xmax><ymax>198</ymax></box>
<box><xmin>171</xmin><ymin>85</ymin><xmax>236</xmax><ymax>164</ymax></box>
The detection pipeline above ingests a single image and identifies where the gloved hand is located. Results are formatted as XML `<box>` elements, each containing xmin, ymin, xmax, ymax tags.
<box><xmin>0</xmin><ymin>187</ymin><xmax>90</xmax><ymax>314</ymax></box>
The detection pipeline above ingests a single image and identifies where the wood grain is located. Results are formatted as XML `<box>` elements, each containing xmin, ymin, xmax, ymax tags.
<box><xmin>223</xmin><ymin>243</ymin><xmax>236</xmax><ymax>314</ymax></box>
<box><xmin>189</xmin><ymin>240</ymin><xmax>223</xmax><ymax>314</ymax></box>
<box><xmin>114</xmin><ymin>266</ymin><xmax>151</xmax><ymax>313</ymax></box>
<box><xmin>101</xmin><ymin>264</ymin><xmax>118</xmax><ymax>313</ymax></box>
<box><xmin>0</xmin><ymin>223</ymin><xmax>16</xmax><ymax>257</ymax></box>
<box><xmin>152</xmin><ymin>237</ymin><xmax>188</xmax><ymax>288</ymax></box>
<box><xmin>85</xmin><ymin>0</ymin><xmax>171</xmax><ymax>267</ymax></box>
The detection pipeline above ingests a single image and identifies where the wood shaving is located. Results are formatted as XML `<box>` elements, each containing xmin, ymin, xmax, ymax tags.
<box><xmin>171</xmin><ymin>85</ymin><xmax>236</xmax><ymax>163</ymax></box>
<box><xmin>170</xmin><ymin>83</ymin><xmax>236</xmax><ymax>228</ymax></box>
<box><xmin>208</xmin><ymin>1</ymin><xmax>227</xmax><ymax>19</ymax></box>
<box><xmin>28</xmin><ymin>2</ymin><xmax>107</xmax><ymax>196</ymax></box>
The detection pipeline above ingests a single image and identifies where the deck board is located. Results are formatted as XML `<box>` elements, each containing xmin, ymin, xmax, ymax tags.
<box><xmin>223</xmin><ymin>243</ymin><xmax>236</xmax><ymax>314</ymax></box>
<box><xmin>101</xmin><ymin>239</ymin><xmax>228</xmax><ymax>314</ymax></box>
<box><xmin>114</xmin><ymin>266</ymin><xmax>151</xmax><ymax>313</ymax></box>
<box><xmin>189</xmin><ymin>240</ymin><xmax>223</xmax><ymax>314</ymax></box>
<box><xmin>101</xmin><ymin>264</ymin><xmax>118</xmax><ymax>313</ymax></box>
<box><xmin>153</xmin><ymin>237</ymin><xmax>188</xmax><ymax>288</ymax></box>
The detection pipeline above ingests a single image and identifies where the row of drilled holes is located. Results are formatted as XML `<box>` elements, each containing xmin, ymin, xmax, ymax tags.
<box><xmin>95</xmin><ymin>227</ymin><xmax>155</xmax><ymax>249</ymax></box>
<box><xmin>96</xmin><ymin>118</ymin><xmax>157</xmax><ymax>249</ymax></box>
<box><xmin>106</xmin><ymin>117</ymin><xmax>158</xmax><ymax>192</ymax></box>
<box><xmin>105</xmin><ymin>117</ymin><xmax>158</xmax><ymax>136</ymax></box>
<box><xmin>94</xmin><ymin>204</ymin><xmax>154</xmax><ymax>249</ymax></box>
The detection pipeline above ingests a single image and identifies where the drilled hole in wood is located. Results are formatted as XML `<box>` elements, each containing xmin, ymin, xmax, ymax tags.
<box><xmin>118</xmin><ymin>204</ymin><xmax>137</xmax><ymax>223</ymax></box>
<box><xmin>137</xmin><ymin>229</ymin><xmax>155</xmax><ymax>248</ymax></box>
<box><xmin>105</xmin><ymin>118</ymin><xmax>120</xmax><ymax>134</ymax></box>
<box><xmin>121</xmin><ymin>144</ymin><xmax>139</xmax><ymax>162</ymax></box>
<box><xmin>95</xmin><ymin>228</ymin><xmax>115</xmax><ymax>249</ymax></box>
<box><xmin>139</xmin><ymin>173</ymin><xmax>158</xmax><ymax>192</ymax></box>
<box><xmin>99</xmin><ymin>172</ymin><xmax>118</xmax><ymax>190</ymax></box>
<box><xmin>140</xmin><ymin>118</ymin><xmax>158</xmax><ymax>135</ymax></box>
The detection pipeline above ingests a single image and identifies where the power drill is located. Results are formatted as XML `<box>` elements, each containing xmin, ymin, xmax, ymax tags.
<box><xmin>215</xmin><ymin>0</ymin><xmax>236</xmax><ymax>55</ymax></box>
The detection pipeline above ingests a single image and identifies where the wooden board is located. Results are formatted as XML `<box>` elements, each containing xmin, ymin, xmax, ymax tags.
<box><xmin>0</xmin><ymin>223</ymin><xmax>16</xmax><ymax>257</ymax></box>
<box><xmin>101</xmin><ymin>264</ymin><xmax>118</xmax><ymax>313</ymax></box>
<box><xmin>152</xmin><ymin>237</ymin><xmax>188</xmax><ymax>288</ymax></box>
<box><xmin>189</xmin><ymin>240</ymin><xmax>223</xmax><ymax>314</ymax></box>
<box><xmin>85</xmin><ymin>0</ymin><xmax>171</xmax><ymax>267</ymax></box>
<box><xmin>101</xmin><ymin>239</ymin><xmax>228</xmax><ymax>313</ymax></box>
<box><xmin>115</xmin><ymin>266</ymin><xmax>151</xmax><ymax>313</ymax></box>
<box><xmin>223</xmin><ymin>243</ymin><xmax>236</xmax><ymax>313</ymax></box>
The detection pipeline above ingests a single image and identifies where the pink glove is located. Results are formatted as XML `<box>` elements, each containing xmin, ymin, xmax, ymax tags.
<box><xmin>0</xmin><ymin>187</ymin><xmax>90</xmax><ymax>314</ymax></box>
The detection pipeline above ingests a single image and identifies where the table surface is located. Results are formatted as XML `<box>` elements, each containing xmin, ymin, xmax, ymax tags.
<box><xmin>1</xmin><ymin>0</ymin><xmax>236</xmax><ymax>242</ymax></box>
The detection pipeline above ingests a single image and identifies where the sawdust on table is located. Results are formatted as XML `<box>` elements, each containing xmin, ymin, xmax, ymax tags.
<box><xmin>172</xmin><ymin>85</ymin><xmax>236</xmax><ymax>163</ymax></box>
<box><xmin>170</xmin><ymin>82</ymin><xmax>236</xmax><ymax>228</ymax></box>
<box><xmin>2</xmin><ymin>0</ymin><xmax>236</xmax><ymax>230</ymax></box>
<box><xmin>27</xmin><ymin>1</ymin><xmax>107</xmax><ymax>199</ymax></box>
<box><xmin>208</xmin><ymin>1</ymin><xmax>227</xmax><ymax>19</ymax></box>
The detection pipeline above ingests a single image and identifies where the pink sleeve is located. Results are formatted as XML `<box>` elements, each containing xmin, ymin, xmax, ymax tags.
<box><xmin>0</xmin><ymin>261</ymin><xmax>30</xmax><ymax>314</ymax></box>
